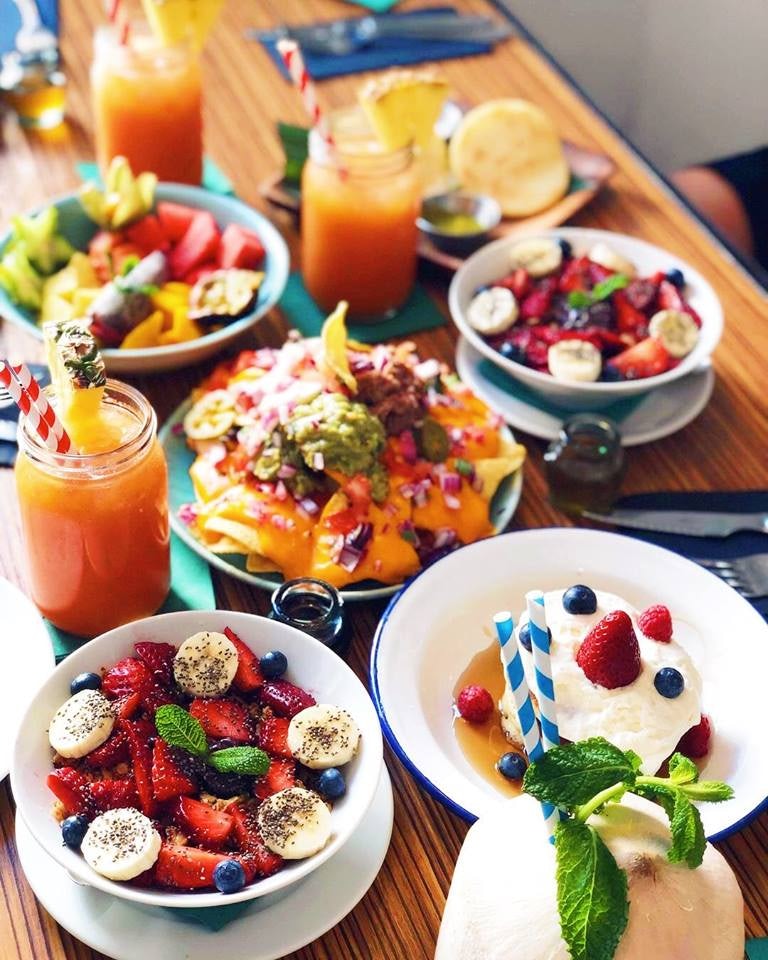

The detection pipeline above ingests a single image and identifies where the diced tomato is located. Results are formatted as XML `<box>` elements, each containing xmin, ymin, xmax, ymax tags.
<box><xmin>217</xmin><ymin>223</ymin><xmax>266</xmax><ymax>270</ymax></box>
<box><xmin>168</xmin><ymin>211</ymin><xmax>221</xmax><ymax>280</ymax></box>
<box><xmin>126</xmin><ymin>214</ymin><xmax>169</xmax><ymax>255</ymax></box>
<box><xmin>610</xmin><ymin>337</ymin><xmax>671</xmax><ymax>380</ymax></box>
<box><xmin>324</xmin><ymin>506</ymin><xmax>362</xmax><ymax>536</ymax></box>
<box><xmin>156</xmin><ymin>201</ymin><xmax>198</xmax><ymax>243</ymax></box>
<box><xmin>171</xmin><ymin>796</ymin><xmax>234</xmax><ymax>847</ymax></box>
<box><xmin>189</xmin><ymin>698</ymin><xmax>253</xmax><ymax>742</ymax></box>
<box><xmin>257</xmin><ymin>715</ymin><xmax>292</xmax><ymax>757</ymax></box>
<box><xmin>154</xmin><ymin>843</ymin><xmax>227</xmax><ymax>889</ymax></box>
<box><xmin>151</xmin><ymin>738</ymin><xmax>197</xmax><ymax>802</ymax></box>
<box><xmin>344</xmin><ymin>475</ymin><xmax>372</xmax><ymax>512</ymax></box>
<box><xmin>223</xmin><ymin>627</ymin><xmax>264</xmax><ymax>692</ymax></box>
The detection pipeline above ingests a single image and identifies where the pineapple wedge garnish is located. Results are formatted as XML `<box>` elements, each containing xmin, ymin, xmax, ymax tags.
<box><xmin>140</xmin><ymin>0</ymin><xmax>225</xmax><ymax>51</ymax></box>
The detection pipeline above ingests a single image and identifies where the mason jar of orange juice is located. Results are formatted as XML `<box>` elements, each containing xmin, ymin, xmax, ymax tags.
<box><xmin>301</xmin><ymin>108</ymin><xmax>420</xmax><ymax>321</ymax></box>
<box><xmin>15</xmin><ymin>381</ymin><xmax>170</xmax><ymax>637</ymax></box>
<box><xmin>91</xmin><ymin>24</ymin><xmax>203</xmax><ymax>185</ymax></box>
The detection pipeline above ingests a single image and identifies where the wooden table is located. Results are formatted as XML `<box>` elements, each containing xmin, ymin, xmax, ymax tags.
<box><xmin>2</xmin><ymin>2</ymin><xmax>768</xmax><ymax>958</ymax></box>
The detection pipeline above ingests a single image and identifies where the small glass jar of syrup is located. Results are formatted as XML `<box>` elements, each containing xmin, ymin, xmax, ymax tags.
<box><xmin>544</xmin><ymin>414</ymin><xmax>625</xmax><ymax>515</ymax></box>
<box><xmin>269</xmin><ymin>578</ymin><xmax>349</xmax><ymax>655</ymax></box>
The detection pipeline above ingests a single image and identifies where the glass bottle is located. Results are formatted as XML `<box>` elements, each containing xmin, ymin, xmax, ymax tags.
<box><xmin>269</xmin><ymin>578</ymin><xmax>349</xmax><ymax>655</ymax></box>
<box><xmin>544</xmin><ymin>414</ymin><xmax>625</xmax><ymax>515</ymax></box>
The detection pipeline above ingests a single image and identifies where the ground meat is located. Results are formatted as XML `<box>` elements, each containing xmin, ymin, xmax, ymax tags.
<box><xmin>355</xmin><ymin>360</ymin><xmax>427</xmax><ymax>435</ymax></box>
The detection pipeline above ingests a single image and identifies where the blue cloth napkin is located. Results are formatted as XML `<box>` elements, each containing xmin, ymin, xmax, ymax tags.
<box><xmin>607</xmin><ymin>490</ymin><xmax>768</xmax><ymax>620</ymax></box>
<box><xmin>0</xmin><ymin>0</ymin><xmax>58</xmax><ymax>55</ymax></box>
<box><xmin>748</xmin><ymin>939</ymin><xmax>768</xmax><ymax>959</ymax></box>
<box><xmin>257</xmin><ymin>6</ymin><xmax>493</xmax><ymax>81</ymax></box>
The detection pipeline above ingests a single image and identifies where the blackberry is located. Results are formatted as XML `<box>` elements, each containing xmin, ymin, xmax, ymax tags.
<box><xmin>172</xmin><ymin>748</ymin><xmax>206</xmax><ymax>783</ymax></box>
<box><xmin>202</xmin><ymin>768</ymin><xmax>252</xmax><ymax>798</ymax></box>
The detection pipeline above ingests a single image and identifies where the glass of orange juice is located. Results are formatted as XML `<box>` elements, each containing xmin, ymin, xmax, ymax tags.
<box><xmin>15</xmin><ymin>381</ymin><xmax>170</xmax><ymax>637</ymax></box>
<box><xmin>91</xmin><ymin>23</ymin><xmax>203</xmax><ymax>185</ymax></box>
<box><xmin>301</xmin><ymin>108</ymin><xmax>420</xmax><ymax>322</ymax></box>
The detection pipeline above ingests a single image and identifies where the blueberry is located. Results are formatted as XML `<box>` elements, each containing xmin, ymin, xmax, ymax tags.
<box><xmin>499</xmin><ymin>341</ymin><xmax>525</xmax><ymax>364</ymax></box>
<box><xmin>213</xmin><ymin>858</ymin><xmax>247</xmax><ymax>894</ymax></box>
<box><xmin>558</xmin><ymin>238</ymin><xmax>573</xmax><ymax>259</ymax></box>
<box><xmin>497</xmin><ymin>752</ymin><xmax>527</xmax><ymax>780</ymax></box>
<box><xmin>600</xmin><ymin>364</ymin><xmax>624</xmax><ymax>382</ymax></box>
<box><xmin>654</xmin><ymin>667</ymin><xmax>685</xmax><ymax>699</ymax></box>
<box><xmin>260</xmin><ymin>650</ymin><xmax>288</xmax><ymax>679</ymax></box>
<box><xmin>202</xmin><ymin>768</ymin><xmax>252</xmax><ymax>798</ymax></box>
<box><xmin>70</xmin><ymin>672</ymin><xmax>101</xmax><ymax>695</ymax></box>
<box><xmin>562</xmin><ymin>585</ymin><xmax>597</xmax><ymax>615</ymax></box>
<box><xmin>666</xmin><ymin>268</ymin><xmax>685</xmax><ymax>289</ymax></box>
<box><xmin>518</xmin><ymin>622</ymin><xmax>551</xmax><ymax>652</ymax></box>
<box><xmin>315</xmin><ymin>768</ymin><xmax>346</xmax><ymax>800</ymax></box>
<box><xmin>563</xmin><ymin>307</ymin><xmax>589</xmax><ymax>330</ymax></box>
<box><xmin>61</xmin><ymin>814</ymin><xmax>89</xmax><ymax>849</ymax></box>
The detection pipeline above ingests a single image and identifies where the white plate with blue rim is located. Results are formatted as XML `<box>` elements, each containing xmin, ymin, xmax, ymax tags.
<box><xmin>370</xmin><ymin>528</ymin><xmax>768</xmax><ymax>840</ymax></box>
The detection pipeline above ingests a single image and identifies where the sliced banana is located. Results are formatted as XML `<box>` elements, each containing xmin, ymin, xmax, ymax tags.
<box><xmin>547</xmin><ymin>339</ymin><xmax>602</xmax><ymax>382</ymax></box>
<box><xmin>467</xmin><ymin>287</ymin><xmax>518</xmax><ymax>336</ymax></box>
<box><xmin>81</xmin><ymin>808</ymin><xmax>162</xmax><ymax>881</ymax></box>
<box><xmin>587</xmin><ymin>242</ymin><xmax>636</xmax><ymax>278</ymax></box>
<box><xmin>173</xmin><ymin>631</ymin><xmax>239</xmax><ymax>698</ymax></box>
<box><xmin>508</xmin><ymin>238</ymin><xmax>562</xmax><ymax>277</ymax></box>
<box><xmin>287</xmin><ymin>704</ymin><xmax>361</xmax><ymax>770</ymax></box>
<box><xmin>257</xmin><ymin>787</ymin><xmax>332</xmax><ymax>860</ymax></box>
<box><xmin>49</xmin><ymin>689</ymin><xmax>115</xmax><ymax>759</ymax></box>
<box><xmin>183</xmin><ymin>390</ymin><xmax>236</xmax><ymax>441</ymax></box>
<box><xmin>648</xmin><ymin>309</ymin><xmax>699</xmax><ymax>358</ymax></box>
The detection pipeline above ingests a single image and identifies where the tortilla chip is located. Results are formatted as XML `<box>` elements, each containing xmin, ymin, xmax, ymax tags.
<box><xmin>207</xmin><ymin>535</ymin><xmax>250</xmax><ymax>555</ymax></box>
<box><xmin>201</xmin><ymin>517</ymin><xmax>264</xmax><ymax>555</ymax></box>
<box><xmin>474</xmin><ymin>440</ymin><xmax>526</xmax><ymax>499</ymax></box>
<box><xmin>246</xmin><ymin>553</ymin><xmax>281</xmax><ymax>574</ymax></box>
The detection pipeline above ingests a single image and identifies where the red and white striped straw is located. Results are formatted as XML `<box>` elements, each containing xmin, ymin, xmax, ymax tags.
<box><xmin>276</xmin><ymin>39</ymin><xmax>344</xmax><ymax>171</ymax></box>
<box><xmin>105</xmin><ymin>0</ymin><xmax>130</xmax><ymax>46</ymax></box>
<box><xmin>0</xmin><ymin>360</ymin><xmax>72</xmax><ymax>454</ymax></box>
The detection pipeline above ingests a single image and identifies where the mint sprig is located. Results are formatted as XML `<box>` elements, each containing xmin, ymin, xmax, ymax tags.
<box><xmin>154</xmin><ymin>704</ymin><xmax>270</xmax><ymax>779</ymax></box>
<box><xmin>567</xmin><ymin>273</ymin><xmax>629</xmax><ymax>309</ymax></box>
<box><xmin>523</xmin><ymin>738</ymin><xmax>733</xmax><ymax>960</ymax></box>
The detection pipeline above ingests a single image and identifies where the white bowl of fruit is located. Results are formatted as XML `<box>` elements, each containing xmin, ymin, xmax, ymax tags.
<box><xmin>11</xmin><ymin>610</ymin><xmax>382</xmax><ymax>908</ymax></box>
<box><xmin>448</xmin><ymin>227</ymin><xmax>723</xmax><ymax>408</ymax></box>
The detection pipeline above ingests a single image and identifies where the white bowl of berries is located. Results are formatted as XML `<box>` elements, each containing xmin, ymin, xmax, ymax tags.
<box><xmin>448</xmin><ymin>227</ymin><xmax>723</xmax><ymax>409</ymax></box>
<box><xmin>11</xmin><ymin>610</ymin><xmax>383</xmax><ymax>909</ymax></box>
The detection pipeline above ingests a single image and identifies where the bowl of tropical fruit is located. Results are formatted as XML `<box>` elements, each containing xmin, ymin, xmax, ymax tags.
<box><xmin>0</xmin><ymin>158</ymin><xmax>289</xmax><ymax>374</ymax></box>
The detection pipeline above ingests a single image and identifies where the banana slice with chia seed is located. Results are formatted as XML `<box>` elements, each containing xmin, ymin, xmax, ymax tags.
<box><xmin>508</xmin><ymin>238</ymin><xmax>562</xmax><ymax>277</ymax></box>
<box><xmin>173</xmin><ymin>631</ymin><xmax>239</xmax><ymax>698</ymax></box>
<box><xmin>587</xmin><ymin>242</ymin><xmax>636</xmax><ymax>278</ymax></box>
<box><xmin>287</xmin><ymin>704</ymin><xmax>361</xmax><ymax>770</ymax></box>
<box><xmin>467</xmin><ymin>287</ymin><xmax>518</xmax><ymax>336</ymax></box>
<box><xmin>48</xmin><ymin>689</ymin><xmax>115</xmax><ymax>759</ymax></box>
<box><xmin>648</xmin><ymin>309</ymin><xmax>699</xmax><ymax>358</ymax></box>
<box><xmin>81</xmin><ymin>808</ymin><xmax>162</xmax><ymax>881</ymax></box>
<box><xmin>183</xmin><ymin>390</ymin><xmax>236</xmax><ymax>441</ymax></box>
<box><xmin>257</xmin><ymin>787</ymin><xmax>332</xmax><ymax>860</ymax></box>
<box><xmin>547</xmin><ymin>339</ymin><xmax>602</xmax><ymax>382</ymax></box>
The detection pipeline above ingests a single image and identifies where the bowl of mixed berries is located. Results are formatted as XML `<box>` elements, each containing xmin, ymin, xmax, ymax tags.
<box><xmin>449</xmin><ymin>227</ymin><xmax>723</xmax><ymax>407</ymax></box>
<box><xmin>11</xmin><ymin>610</ymin><xmax>382</xmax><ymax>908</ymax></box>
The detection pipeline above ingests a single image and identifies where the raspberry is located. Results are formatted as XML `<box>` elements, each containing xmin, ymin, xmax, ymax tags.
<box><xmin>638</xmin><ymin>604</ymin><xmax>673</xmax><ymax>643</ymax></box>
<box><xmin>576</xmin><ymin>610</ymin><xmax>641</xmax><ymax>689</ymax></box>
<box><xmin>676</xmin><ymin>715</ymin><xmax>712</xmax><ymax>759</ymax></box>
<box><xmin>456</xmin><ymin>685</ymin><xmax>494</xmax><ymax>723</ymax></box>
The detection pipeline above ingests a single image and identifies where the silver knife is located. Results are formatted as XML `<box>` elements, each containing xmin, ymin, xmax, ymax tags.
<box><xmin>583</xmin><ymin>508</ymin><xmax>768</xmax><ymax>537</ymax></box>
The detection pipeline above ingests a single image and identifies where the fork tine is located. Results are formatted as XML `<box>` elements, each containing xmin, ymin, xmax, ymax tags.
<box><xmin>692</xmin><ymin>557</ymin><xmax>735</xmax><ymax>572</ymax></box>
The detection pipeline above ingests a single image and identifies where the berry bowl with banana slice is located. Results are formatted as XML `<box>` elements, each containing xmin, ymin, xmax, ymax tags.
<box><xmin>448</xmin><ymin>227</ymin><xmax>723</xmax><ymax>408</ymax></box>
<box><xmin>11</xmin><ymin>610</ymin><xmax>382</xmax><ymax>908</ymax></box>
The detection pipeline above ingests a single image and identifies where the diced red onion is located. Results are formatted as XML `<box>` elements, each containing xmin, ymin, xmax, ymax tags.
<box><xmin>440</xmin><ymin>472</ymin><xmax>462</xmax><ymax>494</ymax></box>
<box><xmin>299</xmin><ymin>497</ymin><xmax>320</xmax><ymax>516</ymax></box>
<box><xmin>413</xmin><ymin>487</ymin><xmax>428</xmax><ymax>508</ymax></box>
<box><xmin>313</xmin><ymin>452</ymin><xmax>325</xmax><ymax>471</ymax></box>
<box><xmin>271</xmin><ymin>514</ymin><xmax>287</xmax><ymax>529</ymax></box>
<box><xmin>374</xmin><ymin>558</ymin><xmax>383</xmax><ymax>574</ymax></box>
<box><xmin>450</xmin><ymin>427</ymin><xmax>464</xmax><ymax>443</ymax></box>
<box><xmin>171</xmin><ymin>422</ymin><xmax>184</xmax><ymax>436</ymax></box>
<box><xmin>338</xmin><ymin>544</ymin><xmax>363</xmax><ymax>573</ymax></box>
<box><xmin>443</xmin><ymin>493</ymin><xmax>461</xmax><ymax>510</ymax></box>
<box><xmin>178</xmin><ymin>503</ymin><xmax>198</xmax><ymax>525</ymax></box>
<box><xmin>261</xmin><ymin>410</ymin><xmax>279</xmax><ymax>433</ymax></box>
<box><xmin>274</xmin><ymin>481</ymin><xmax>288</xmax><ymax>501</ymax></box>
<box><xmin>415</xmin><ymin>358</ymin><xmax>440</xmax><ymax>381</ymax></box>
<box><xmin>434</xmin><ymin>527</ymin><xmax>458</xmax><ymax>549</ymax></box>
<box><xmin>399</xmin><ymin>482</ymin><xmax>415</xmax><ymax>500</ymax></box>
<box><xmin>347</xmin><ymin>522</ymin><xmax>373</xmax><ymax>551</ymax></box>
<box><xmin>277</xmin><ymin>464</ymin><xmax>297</xmax><ymax>479</ymax></box>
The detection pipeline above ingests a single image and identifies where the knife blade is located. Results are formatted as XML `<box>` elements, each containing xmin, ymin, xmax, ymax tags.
<box><xmin>583</xmin><ymin>508</ymin><xmax>768</xmax><ymax>538</ymax></box>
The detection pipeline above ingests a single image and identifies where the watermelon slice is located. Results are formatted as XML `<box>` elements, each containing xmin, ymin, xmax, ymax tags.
<box><xmin>183</xmin><ymin>262</ymin><xmax>218</xmax><ymax>286</ymax></box>
<box><xmin>168</xmin><ymin>212</ymin><xmax>220</xmax><ymax>280</ymax></box>
<box><xmin>218</xmin><ymin>223</ymin><xmax>265</xmax><ymax>270</ymax></box>
<box><xmin>126</xmin><ymin>214</ymin><xmax>169</xmax><ymax>255</ymax></box>
<box><xmin>156</xmin><ymin>202</ymin><xmax>199</xmax><ymax>243</ymax></box>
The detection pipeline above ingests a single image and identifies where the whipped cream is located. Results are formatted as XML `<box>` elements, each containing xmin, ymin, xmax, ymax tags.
<box><xmin>499</xmin><ymin>589</ymin><xmax>702</xmax><ymax>773</ymax></box>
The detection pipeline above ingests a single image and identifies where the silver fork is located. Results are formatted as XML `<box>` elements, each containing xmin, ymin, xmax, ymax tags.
<box><xmin>692</xmin><ymin>555</ymin><xmax>768</xmax><ymax>599</ymax></box>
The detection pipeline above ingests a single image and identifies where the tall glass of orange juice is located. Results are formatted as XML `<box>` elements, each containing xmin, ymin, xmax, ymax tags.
<box><xmin>91</xmin><ymin>24</ymin><xmax>203</xmax><ymax>185</ymax></box>
<box><xmin>301</xmin><ymin>108</ymin><xmax>420</xmax><ymax>321</ymax></box>
<box><xmin>15</xmin><ymin>381</ymin><xmax>170</xmax><ymax>637</ymax></box>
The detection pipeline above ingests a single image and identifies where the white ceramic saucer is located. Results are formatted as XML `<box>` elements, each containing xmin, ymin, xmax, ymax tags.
<box><xmin>16</xmin><ymin>767</ymin><xmax>393</xmax><ymax>960</ymax></box>
<box><xmin>456</xmin><ymin>336</ymin><xmax>715</xmax><ymax>446</ymax></box>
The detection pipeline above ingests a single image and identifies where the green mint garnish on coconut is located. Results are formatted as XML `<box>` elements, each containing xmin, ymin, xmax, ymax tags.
<box><xmin>523</xmin><ymin>737</ymin><xmax>733</xmax><ymax>960</ymax></box>
<box><xmin>155</xmin><ymin>704</ymin><xmax>270</xmax><ymax>777</ymax></box>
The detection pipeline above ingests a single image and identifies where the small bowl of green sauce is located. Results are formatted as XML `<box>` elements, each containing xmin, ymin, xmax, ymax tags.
<box><xmin>417</xmin><ymin>192</ymin><xmax>501</xmax><ymax>255</ymax></box>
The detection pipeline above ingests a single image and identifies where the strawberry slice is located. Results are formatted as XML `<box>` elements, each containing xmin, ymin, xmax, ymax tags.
<box><xmin>83</xmin><ymin>729</ymin><xmax>130</xmax><ymax>769</ymax></box>
<box><xmin>189</xmin><ymin>698</ymin><xmax>253</xmax><ymax>742</ymax></box>
<box><xmin>609</xmin><ymin>337</ymin><xmax>671</xmax><ymax>380</ymax></box>
<box><xmin>120</xmin><ymin>719</ymin><xmax>156</xmax><ymax>816</ymax></box>
<box><xmin>260</xmin><ymin>680</ymin><xmax>316</xmax><ymax>719</ymax></box>
<box><xmin>558</xmin><ymin>255</ymin><xmax>591</xmax><ymax>293</ymax></box>
<box><xmin>102</xmin><ymin>657</ymin><xmax>152</xmax><ymax>700</ymax></box>
<box><xmin>134</xmin><ymin>641</ymin><xmax>177</xmax><ymax>687</ymax></box>
<box><xmin>113</xmin><ymin>690</ymin><xmax>144</xmax><ymax>720</ymax></box>
<box><xmin>253</xmin><ymin>758</ymin><xmax>295</xmax><ymax>801</ymax></box>
<box><xmin>171</xmin><ymin>796</ymin><xmax>234</xmax><ymax>846</ymax></box>
<box><xmin>47</xmin><ymin>767</ymin><xmax>93</xmax><ymax>817</ymax></box>
<box><xmin>519</xmin><ymin>280</ymin><xmax>556</xmax><ymax>321</ymax></box>
<box><xmin>257</xmin><ymin>715</ymin><xmax>292</xmax><ymax>758</ymax></box>
<box><xmin>90</xmin><ymin>778</ymin><xmax>139</xmax><ymax>812</ymax></box>
<box><xmin>613</xmin><ymin>291</ymin><xmax>648</xmax><ymax>342</ymax></box>
<box><xmin>496</xmin><ymin>267</ymin><xmax>531</xmax><ymax>300</ymax></box>
<box><xmin>142</xmin><ymin>682</ymin><xmax>179</xmax><ymax>716</ymax></box>
<box><xmin>154</xmin><ymin>842</ymin><xmax>228</xmax><ymax>889</ymax></box>
<box><xmin>226</xmin><ymin>801</ymin><xmax>283</xmax><ymax>880</ymax></box>
<box><xmin>151</xmin><ymin>738</ymin><xmax>197</xmax><ymax>802</ymax></box>
<box><xmin>657</xmin><ymin>278</ymin><xmax>702</xmax><ymax>327</ymax></box>
<box><xmin>224</xmin><ymin>627</ymin><xmax>264</xmax><ymax>693</ymax></box>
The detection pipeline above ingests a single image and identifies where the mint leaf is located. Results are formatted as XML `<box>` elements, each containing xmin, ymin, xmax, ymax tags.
<box><xmin>591</xmin><ymin>274</ymin><xmax>629</xmax><ymax>301</ymax></box>
<box><xmin>208</xmin><ymin>746</ymin><xmax>271</xmax><ymax>776</ymax></box>
<box><xmin>523</xmin><ymin>738</ymin><xmax>638</xmax><ymax>807</ymax></box>
<box><xmin>679</xmin><ymin>780</ymin><xmax>734</xmax><ymax>803</ymax></box>
<box><xmin>668</xmin><ymin>791</ymin><xmax>706</xmax><ymax>868</ymax></box>
<box><xmin>668</xmin><ymin>752</ymin><xmax>699</xmax><ymax>785</ymax></box>
<box><xmin>633</xmin><ymin>781</ymin><xmax>676</xmax><ymax>819</ymax></box>
<box><xmin>624</xmin><ymin>750</ymin><xmax>643</xmax><ymax>773</ymax></box>
<box><xmin>555</xmin><ymin>819</ymin><xmax>629</xmax><ymax>960</ymax></box>
<box><xmin>155</xmin><ymin>704</ymin><xmax>208</xmax><ymax>757</ymax></box>
<box><xmin>567</xmin><ymin>290</ymin><xmax>592</xmax><ymax>309</ymax></box>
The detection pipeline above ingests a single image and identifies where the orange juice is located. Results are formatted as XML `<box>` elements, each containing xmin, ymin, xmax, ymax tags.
<box><xmin>301</xmin><ymin>112</ymin><xmax>420</xmax><ymax>320</ymax></box>
<box><xmin>91</xmin><ymin>25</ymin><xmax>203</xmax><ymax>185</ymax></box>
<box><xmin>15</xmin><ymin>382</ymin><xmax>170</xmax><ymax>636</ymax></box>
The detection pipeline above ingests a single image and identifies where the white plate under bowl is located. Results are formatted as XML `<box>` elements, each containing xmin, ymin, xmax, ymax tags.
<box><xmin>456</xmin><ymin>336</ymin><xmax>715</xmax><ymax>446</ymax></box>
<box><xmin>12</xmin><ymin>609</ymin><xmax>383</xmax><ymax>909</ymax></box>
<box><xmin>0</xmin><ymin>578</ymin><xmax>55</xmax><ymax>780</ymax></box>
<box><xmin>15</xmin><ymin>766</ymin><xmax>393</xmax><ymax>960</ymax></box>
<box><xmin>448</xmin><ymin>227</ymin><xmax>723</xmax><ymax>409</ymax></box>
<box><xmin>370</xmin><ymin>528</ymin><xmax>768</xmax><ymax>840</ymax></box>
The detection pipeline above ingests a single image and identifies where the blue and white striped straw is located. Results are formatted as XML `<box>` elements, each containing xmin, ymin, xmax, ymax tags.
<box><xmin>526</xmin><ymin>590</ymin><xmax>560</xmax><ymax>753</ymax></box>
<box><xmin>493</xmin><ymin>611</ymin><xmax>560</xmax><ymax>839</ymax></box>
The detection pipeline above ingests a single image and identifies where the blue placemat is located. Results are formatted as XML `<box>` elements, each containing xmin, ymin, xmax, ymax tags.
<box><xmin>256</xmin><ymin>6</ymin><xmax>493</xmax><ymax>81</ymax></box>
<box><xmin>0</xmin><ymin>0</ymin><xmax>58</xmax><ymax>54</ymax></box>
<box><xmin>748</xmin><ymin>939</ymin><xmax>768</xmax><ymax>959</ymax></box>
<box><xmin>280</xmin><ymin>271</ymin><xmax>444</xmax><ymax>343</ymax></box>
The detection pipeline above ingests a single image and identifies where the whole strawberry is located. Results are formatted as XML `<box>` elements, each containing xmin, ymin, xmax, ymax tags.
<box><xmin>456</xmin><ymin>685</ymin><xmax>494</xmax><ymax>724</ymax></box>
<box><xmin>638</xmin><ymin>604</ymin><xmax>673</xmax><ymax>643</ymax></box>
<box><xmin>576</xmin><ymin>610</ymin><xmax>641</xmax><ymax>688</ymax></box>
